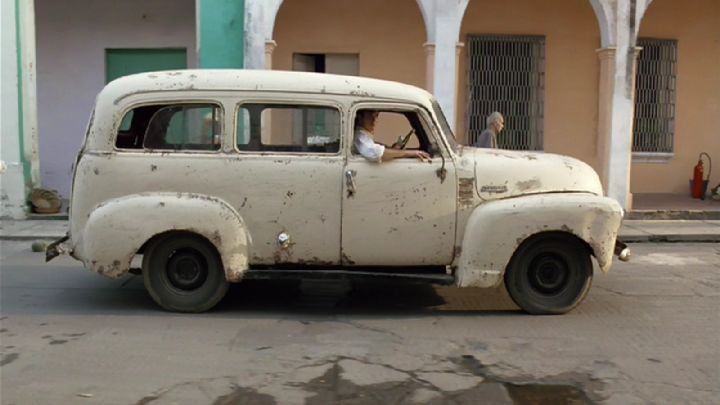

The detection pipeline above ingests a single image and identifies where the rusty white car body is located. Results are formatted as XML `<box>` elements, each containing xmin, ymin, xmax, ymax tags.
<box><xmin>48</xmin><ymin>69</ymin><xmax>627</xmax><ymax>314</ymax></box>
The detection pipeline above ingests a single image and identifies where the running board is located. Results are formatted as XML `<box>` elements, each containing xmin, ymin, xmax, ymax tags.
<box><xmin>242</xmin><ymin>269</ymin><xmax>456</xmax><ymax>285</ymax></box>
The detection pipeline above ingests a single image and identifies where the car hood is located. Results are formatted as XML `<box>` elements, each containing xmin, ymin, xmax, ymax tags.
<box><xmin>466</xmin><ymin>147</ymin><xmax>604</xmax><ymax>200</ymax></box>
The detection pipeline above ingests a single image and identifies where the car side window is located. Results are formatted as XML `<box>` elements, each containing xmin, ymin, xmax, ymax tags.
<box><xmin>115</xmin><ymin>103</ymin><xmax>222</xmax><ymax>151</ymax></box>
<box><xmin>351</xmin><ymin>109</ymin><xmax>436</xmax><ymax>156</ymax></box>
<box><xmin>236</xmin><ymin>104</ymin><xmax>340</xmax><ymax>153</ymax></box>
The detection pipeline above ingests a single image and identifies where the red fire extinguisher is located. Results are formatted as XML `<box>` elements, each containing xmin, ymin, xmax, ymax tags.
<box><xmin>693</xmin><ymin>159</ymin><xmax>704</xmax><ymax>199</ymax></box>
<box><xmin>693</xmin><ymin>152</ymin><xmax>712</xmax><ymax>199</ymax></box>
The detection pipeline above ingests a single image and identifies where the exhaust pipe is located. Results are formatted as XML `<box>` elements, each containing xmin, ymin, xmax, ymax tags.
<box><xmin>614</xmin><ymin>241</ymin><xmax>631</xmax><ymax>262</ymax></box>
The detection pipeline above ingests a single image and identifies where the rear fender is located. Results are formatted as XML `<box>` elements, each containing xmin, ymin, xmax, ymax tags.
<box><xmin>76</xmin><ymin>193</ymin><xmax>251</xmax><ymax>281</ymax></box>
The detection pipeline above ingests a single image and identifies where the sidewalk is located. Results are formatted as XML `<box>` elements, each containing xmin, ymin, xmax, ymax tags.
<box><xmin>1</xmin><ymin>219</ymin><xmax>719</xmax><ymax>243</ymax></box>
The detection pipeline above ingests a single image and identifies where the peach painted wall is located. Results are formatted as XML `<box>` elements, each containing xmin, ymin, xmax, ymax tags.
<box><xmin>272</xmin><ymin>0</ymin><xmax>427</xmax><ymax>145</ymax></box>
<box><xmin>273</xmin><ymin>0</ymin><xmax>426</xmax><ymax>87</ymax></box>
<box><xmin>631</xmin><ymin>0</ymin><xmax>720</xmax><ymax>194</ymax></box>
<box><xmin>458</xmin><ymin>0</ymin><xmax>601</xmax><ymax>169</ymax></box>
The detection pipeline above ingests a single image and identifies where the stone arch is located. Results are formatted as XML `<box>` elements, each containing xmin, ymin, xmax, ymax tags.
<box><xmin>589</xmin><ymin>0</ymin><xmax>655</xmax><ymax>48</ymax></box>
<box><xmin>245</xmin><ymin>0</ymin><xmax>284</xmax><ymax>69</ymax></box>
<box><xmin>415</xmin><ymin>0</ymin><xmax>434</xmax><ymax>41</ymax></box>
<box><xmin>589</xmin><ymin>0</ymin><xmax>613</xmax><ymax>47</ymax></box>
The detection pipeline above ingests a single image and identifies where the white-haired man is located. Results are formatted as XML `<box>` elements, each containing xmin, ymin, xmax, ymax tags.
<box><xmin>475</xmin><ymin>112</ymin><xmax>505</xmax><ymax>148</ymax></box>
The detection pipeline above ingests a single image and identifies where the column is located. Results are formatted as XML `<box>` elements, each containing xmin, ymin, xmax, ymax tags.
<box><xmin>423</xmin><ymin>42</ymin><xmax>435</xmax><ymax>92</ymax></box>
<box><xmin>595</xmin><ymin>47</ymin><xmax>616</xmax><ymax>192</ymax></box>
<box><xmin>18</xmin><ymin>0</ymin><xmax>40</xmax><ymax>190</ymax></box>
<box><xmin>197</xmin><ymin>0</ymin><xmax>245</xmax><ymax>68</ymax></box>
<box><xmin>264</xmin><ymin>40</ymin><xmax>277</xmax><ymax>70</ymax></box>
<box><xmin>1</xmin><ymin>0</ymin><xmax>39</xmax><ymax>219</ymax></box>
<box><xmin>606</xmin><ymin>46</ymin><xmax>641</xmax><ymax>208</ymax></box>
<box><xmin>432</xmin><ymin>22</ymin><xmax>462</xmax><ymax>132</ymax></box>
<box><xmin>590</xmin><ymin>0</ymin><xmax>652</xmax><ymax>210</ymax></box>
<box><xmin>417</xmin><ymin>0</ymin><xmax>470</xmax><ymax>133</ymax></box>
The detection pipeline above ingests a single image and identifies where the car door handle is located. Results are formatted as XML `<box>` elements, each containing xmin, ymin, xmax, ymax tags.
<box><xmin>345</xmin><ymin>169</ymin><xmax>357</xmax><ymax>198</ymax></box>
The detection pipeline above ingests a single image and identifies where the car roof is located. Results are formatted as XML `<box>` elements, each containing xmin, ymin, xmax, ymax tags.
<box><xmin>86</xmin><ymin>69</ymin><xmax>437</xmax><ymax>151</ymax></box>
<box><xmin>99</xmin><ymin>69</ymin><xmax>434</xmax><ymax>106</ymax></box>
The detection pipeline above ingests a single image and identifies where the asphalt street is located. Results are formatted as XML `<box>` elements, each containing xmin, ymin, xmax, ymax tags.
<box><xmin>0</xmin><ymin>241</ymin><xmax>718</xmax><ymax>405</ymax></box>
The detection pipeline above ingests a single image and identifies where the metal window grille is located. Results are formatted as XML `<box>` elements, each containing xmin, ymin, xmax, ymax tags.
<box><xmin>633</xmin><ymin>38</ymin><xmax>677</xmax><ymax>153</ymax></box>
<box><xmin>466</xmin><ymin>35</ymin><xmax>545</xmax><ymax>150</ymax></box>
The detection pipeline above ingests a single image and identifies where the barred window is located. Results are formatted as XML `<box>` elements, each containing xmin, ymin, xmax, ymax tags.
<box><xmin>466</xmin><ymin>35</ymin><xmax>545</xmax><ymax>150</ymax></box>
<box><xmin>633</xmin><ymin>38</ymin><xmax>677</xmax><ymax>154</ymax></box>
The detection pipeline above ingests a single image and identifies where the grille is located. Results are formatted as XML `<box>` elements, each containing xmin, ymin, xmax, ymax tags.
<box><xmin>633</xmin><ymin>38</ymin><xmax>677</xmax><ymax>153</ymax></box>
<box><xmin>466</xmin><ymin>35</ymin><xmax>545</xmax><ymax>150</ymax></box>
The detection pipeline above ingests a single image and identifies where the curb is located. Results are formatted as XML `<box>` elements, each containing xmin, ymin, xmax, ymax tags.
<box><xmin>1</xmin><ymin>235</ymin><xmax>66</xmax><ymax>241</ymax></box>
<box><xmin>618</xmin><ymin>235</ymin><xmax>720</xmax><ymax>243</ymax></box>
<box><xmin>627</xmin><ymin>210</ymin><xmax>720</xmax><ymax>220</ymax></box>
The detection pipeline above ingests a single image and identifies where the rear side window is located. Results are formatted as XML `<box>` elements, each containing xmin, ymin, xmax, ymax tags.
<box><xmin>236</xmin><ymin>104</ymin><xmax>340</xmax><ymax>153</ymax></box>
<box><xmin>115</xmin><ymin>103</ymin><xmax>222</xmax><ymax>151</ymax></box>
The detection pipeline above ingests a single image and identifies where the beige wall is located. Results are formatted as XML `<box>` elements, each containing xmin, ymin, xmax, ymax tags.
<box><xmin>273</xmin><ymin>0</ymin><xmax>426</xmax><ymax>87</ymax></box>
<box><xmin>458</xmin><ymin>0</ymin><xmax>600</xmax><ymax>168</ymax></box>
<box><xmin>632</xmin><ymin>0</ymin><xmax>720</xmax><ymax>194</ymax></box>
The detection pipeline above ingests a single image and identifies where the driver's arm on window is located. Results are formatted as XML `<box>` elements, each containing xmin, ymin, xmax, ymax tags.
<box><xmin>382</xmin><ymin>148</ymin><xmax>430</xmax><ymax>162</ymax></box>
<box><xmin>355</xmin><ymin>129</ymin><xmax>430</xmax><ymax>162</ymax></box>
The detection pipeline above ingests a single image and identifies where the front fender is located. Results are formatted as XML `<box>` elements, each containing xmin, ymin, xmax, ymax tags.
<box><xmin>75</xmin><ymin>192</ymin><xmax>251</xmax><ymax>281</ymax></box>
<box><xmin>455</xmin><ymin>193</ymin><xmax>623</xmax><ymax>288</ymax></box>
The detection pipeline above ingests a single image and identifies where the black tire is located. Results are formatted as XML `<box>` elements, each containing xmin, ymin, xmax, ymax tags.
<box><xmin>504</xmin><ymin>233</ymin><xmax>593</xmax><ymax>315</ymax></box>
<box><xmin>142</xmin><ymin>232</ymin><xmax>229</xmax><ymax>312</ymax></box>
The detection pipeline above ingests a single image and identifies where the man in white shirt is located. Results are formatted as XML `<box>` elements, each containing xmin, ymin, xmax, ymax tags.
<box><xmin>354</xmin><ymin>110</ymin><xmax>431</xmax><ymax>162</ymax></box>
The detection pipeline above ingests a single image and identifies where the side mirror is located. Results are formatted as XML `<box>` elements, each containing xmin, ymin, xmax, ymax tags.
<box><xmin>428</xmin><ymin>145</ymin><xmax>440</xmax><ymax>157</ymax></box>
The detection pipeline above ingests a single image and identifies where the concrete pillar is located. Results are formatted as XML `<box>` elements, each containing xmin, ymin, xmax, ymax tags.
<box><xmin>197</xmin><ymin>0</ymin><xmax>245</xmax><ymax>68</ymax></box>
<box><xmin>590</xmin><ymin>0</ymin><xmax>653</xmax><ymax>209</ymax></box>
<box><xmin>423</xmin><ymin>42</ymin><xmax>435</xmax><ymax>92</ymax></box>
<box><xmin>18</xmin><ymin>0</ymin><xmax>40</xmax><ymax>189</ymax></box>
<box><xmin>595</xmin><ymin>47</ymin><xmax>615</xmax><ymax>192</ymax></box>
<box><xmin>244</xmin><ymin>0</ymin><xmax>283</xmax><ymax>69</ymax></box>
<box><xmin>416</xmin><ymin>0</ymin><xmax>470</xmax><ymax>133</ymax></box>
<box><xmin>1</xmin><ymin>0</ymin><xmax>39</xmax><ymax>218</ymax></box>
<box><xmin>264</xmin><ymin>40</ymin><xmax>277</xmax><ymax>70</ymax></box>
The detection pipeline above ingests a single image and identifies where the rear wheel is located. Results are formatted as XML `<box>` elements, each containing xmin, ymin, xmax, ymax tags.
<box><xmin>142</xmin><ymin>233</ymin><xmax>228</xmax><ymax>312</ymax></box>
<box><xmin>504</xmin><ymin>233</ymin><xmax>592</xmax><ymax>315</ymax></box>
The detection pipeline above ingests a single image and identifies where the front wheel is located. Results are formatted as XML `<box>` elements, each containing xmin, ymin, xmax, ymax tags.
<box><xmin>504</xmin><ymin>233</ymin><xmax>593</xmax><ymax>315</ymax></box>
<box><xmin>142</xmin><ymin>232</ymin><xmax>229</xmax><ymax>312</ymax></box>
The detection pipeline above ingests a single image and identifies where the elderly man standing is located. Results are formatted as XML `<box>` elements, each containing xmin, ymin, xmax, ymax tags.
<box><xmin>475</xmin><ymin>111</ymin><xmax>505</xmax><ymax>148</ymax></box>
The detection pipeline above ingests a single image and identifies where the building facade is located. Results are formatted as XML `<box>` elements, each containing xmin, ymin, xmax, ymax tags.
<box><xmin>2</xmin><ymin>0</ymin><xmax>718</xmax><ymax>218</ymax></box>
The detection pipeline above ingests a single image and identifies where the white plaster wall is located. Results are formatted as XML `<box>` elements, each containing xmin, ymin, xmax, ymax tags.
<box><xmin>1</xmin><ymin>0</ymin><xmax>28</xmax><ymax>218</ymax></box>
<box><xmin>35</xmin><ymin>0</ymin><xmax>196</xmax><ymax>198</ymax></box>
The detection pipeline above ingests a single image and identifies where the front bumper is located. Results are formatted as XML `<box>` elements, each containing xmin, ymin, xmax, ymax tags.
<box><xmin>614</xmin><ymin>241</ymin><xmax>631</xmax><ymax>261</ymax></box>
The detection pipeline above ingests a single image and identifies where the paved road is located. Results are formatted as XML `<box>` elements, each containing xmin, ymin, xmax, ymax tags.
<box><xmin>1</xmin><ymin>242</ymin><xmax>718</xmax><ymax>404</ymax></box>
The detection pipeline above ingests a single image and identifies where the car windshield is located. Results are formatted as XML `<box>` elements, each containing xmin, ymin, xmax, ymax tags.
<box><xmin>431</xmin><ymin>99</ymin><xmax>459</xmax><ymax>153</ymax></box>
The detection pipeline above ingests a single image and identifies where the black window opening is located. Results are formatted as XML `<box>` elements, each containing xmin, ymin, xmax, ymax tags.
<box><xmin>633</xmin><ymin>38</ymin><xmax>677</xmax><ymax>154</ymax></box>
<box><xmin>115</xmin><ymin>103</ymin><xmax>222</xmax><ymax>151</ymax></box>
<box><xmin>467</xmin><ymin>35</ymin><xmax>545</xmax><ymax>150</ymax></box>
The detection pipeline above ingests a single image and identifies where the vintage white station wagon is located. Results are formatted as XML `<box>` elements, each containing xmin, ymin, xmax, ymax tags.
<box><xmin>47</xmin><ymin>69</ymin><xmax>629</xmax><ymax>314</ymax></box>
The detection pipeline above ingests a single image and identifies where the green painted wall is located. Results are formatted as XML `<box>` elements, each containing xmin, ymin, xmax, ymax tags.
<box><xmin>15</xmin><ymin>0</ymin><xmax>30</xmax><ymax>187</ymax></box>
<box><xmin>105</xmin><ymin>48</ymin><xmax>188</xmax><ymax>83</ymax></box>
<box><xmin>198</xmin><ymin>0</ymin><xmax>245</xmax><ymax>68</ymax></box>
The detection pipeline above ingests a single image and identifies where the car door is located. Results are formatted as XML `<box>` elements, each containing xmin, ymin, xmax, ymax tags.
<box><xmin>341</xmin><ymin>103</ymin><xmax>457</xmax><ymax>266</ymax></box>
<box><xmin>230</xmin><ymin>99</ymin><xmax>345</xmax><ymax>265</ymax></box>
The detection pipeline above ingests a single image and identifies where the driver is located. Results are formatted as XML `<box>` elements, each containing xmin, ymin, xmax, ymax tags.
<box><xmin>354</xmin><ymin>110</ymin><xmax>431</xmax><ymax>163</ymax></box>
